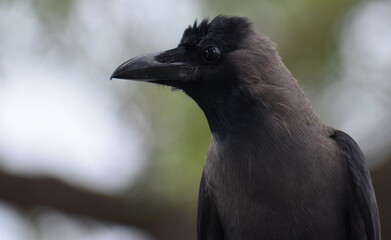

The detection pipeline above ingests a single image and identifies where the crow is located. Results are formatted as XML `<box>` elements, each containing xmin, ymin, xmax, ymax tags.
<box><xmin>111</xmin><ymin>16</ymin><xmax>380</xmax><ymax>240</ymax></box>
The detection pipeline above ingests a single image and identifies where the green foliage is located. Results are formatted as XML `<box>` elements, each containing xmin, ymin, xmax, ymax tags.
<box><xmin>31</xmin><ymin>0</ymin><xmax>74</xmax><ymax>30</ymax></box>
<box><xmin>142</xmin><ymin>86</ymin><xmax>210</xmax><ymax>205</ymax></box>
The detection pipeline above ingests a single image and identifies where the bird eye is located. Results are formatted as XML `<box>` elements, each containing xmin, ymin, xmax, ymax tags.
<box><xmin>201</xmin><ymin>46</ymin><xmax>221</xmax><ymax>64</ymax></box>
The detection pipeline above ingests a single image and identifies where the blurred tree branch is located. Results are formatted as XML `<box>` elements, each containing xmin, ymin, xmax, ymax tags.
<box><xmin>0</xmin><ymin>157</ymin><xmax>390</xmax><ymax>240</ymax></box>
<box><xmin>0</xmin><ymin>170</ymin><xmax>196</xmax><ymax>240</ymax></box>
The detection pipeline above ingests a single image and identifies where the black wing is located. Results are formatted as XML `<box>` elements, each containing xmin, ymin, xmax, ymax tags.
<box><xmin>197</xmin><ymin>171</ymin><xmax>224</xmax><ymax>240</ymax></box>
<box><xmin>331</xmin><ymin>130</ymin><xmax>380</xmax><ymax>240</ymax></box>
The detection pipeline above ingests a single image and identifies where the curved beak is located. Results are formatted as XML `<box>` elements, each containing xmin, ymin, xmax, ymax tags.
<box><xmin>111</xmin><ymin>50</ymin><xmax>194</xmax><ymax>82</ymax></box>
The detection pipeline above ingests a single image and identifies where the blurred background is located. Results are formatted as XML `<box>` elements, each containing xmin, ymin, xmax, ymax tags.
<box><xmin>0</xmin><ymin>0</ymin><xmax>390</xmax><ymax>239</ymax></box>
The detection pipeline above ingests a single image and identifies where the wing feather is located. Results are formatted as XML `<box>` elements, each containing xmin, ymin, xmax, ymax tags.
<box><xmin>331</xmin><ymin>130</ymin><xmax>380</xmax><ymax>240</ymax></box>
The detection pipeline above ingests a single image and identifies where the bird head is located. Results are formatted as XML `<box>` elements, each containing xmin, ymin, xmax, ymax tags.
<box><xmin>111</xmin><ymin>16</ymin><xmax>307</xmax><ymax>136</ymax></box>
<box><xmin>112</xmin><ymin>16</ymin><xmax>287</xmax><ymax>101</ymax></box>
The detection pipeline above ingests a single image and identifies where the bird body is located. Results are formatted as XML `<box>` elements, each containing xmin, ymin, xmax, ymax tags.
<box><xmin>112</xmin><ymin>16</ymin><xmax>380</xmax><ymax>240</ymax></box>
<box><xmin>204</xmin><ymin>117</ymin><xmax>350</xmax><ymax>239</ymax></box>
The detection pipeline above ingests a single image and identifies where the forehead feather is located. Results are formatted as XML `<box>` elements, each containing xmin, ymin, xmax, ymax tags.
<box><xmin>179</xmin><ymin>16</ymin><xmax>253</xmax><ymax>49</ymax></box>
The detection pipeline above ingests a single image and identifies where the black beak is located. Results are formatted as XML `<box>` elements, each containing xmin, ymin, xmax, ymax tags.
<box><xmin>111</xmin><ymin>49</ymin><xmax>195</xmax><ymax>83</ymax></box>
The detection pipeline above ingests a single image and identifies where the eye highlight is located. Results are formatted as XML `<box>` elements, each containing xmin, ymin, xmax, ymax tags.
<box><xmin>201</xmin><ymin>46</ymin><xmax>221</xmax><ymax>64</ymax></box>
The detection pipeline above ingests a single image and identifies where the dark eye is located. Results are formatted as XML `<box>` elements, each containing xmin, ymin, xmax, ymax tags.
<box><xmin>201</xmin><ymin>46</ymin><xmax>221</xmax><ymax>64</ymax></box>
